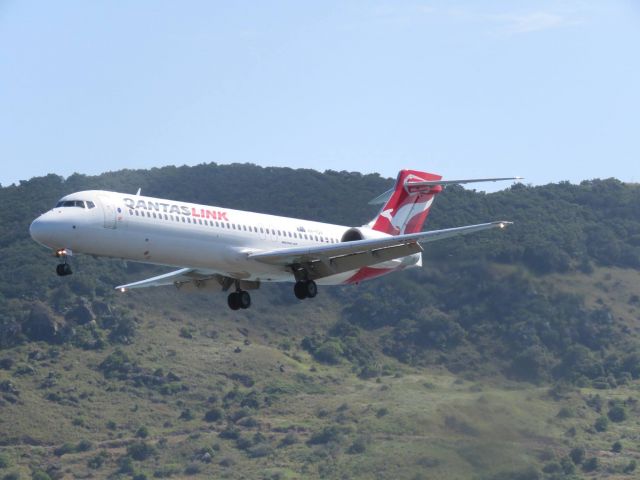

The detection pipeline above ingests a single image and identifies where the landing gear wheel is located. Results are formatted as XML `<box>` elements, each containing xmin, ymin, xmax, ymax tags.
<box><xmin>294</xmin><ymin>281</ymin><xmax>307</xmax><ymax>300</ymax></box>
<box><xmin>228</xmin><ymin>290</ymin><xmax>251</xmax><ymax>310</ymax></box>
<box><xmin>294</xmin><ymin>280</ymin><xmax>317</xmax><ymax>300</ymax></box>
<box><xmin>56</xmin><ymin>263</ymin><xmax>72</xmax><ymax>276</ymax></box>
<box><xmin>238</xmin><ymin>291</ymin><xmax>251</xmax><ymax>309</ymax></box>
<box><xmin>305</xmin><ymin>280</ymin><xmax>317</xmax><ymax>298</ymax></box>
<box><xmin>227</xmin><ymin>292</ymin><xmax>240</xmax><ymax>310</ymax></box>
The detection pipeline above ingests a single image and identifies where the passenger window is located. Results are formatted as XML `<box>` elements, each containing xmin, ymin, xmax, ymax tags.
<box><xmin>164</xmin><ymin>214</ymin><xmax>168</xmax><ymax>220</ymax></box>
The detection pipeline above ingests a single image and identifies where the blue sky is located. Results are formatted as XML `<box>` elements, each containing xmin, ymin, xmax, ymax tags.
<box><xmin>1</xmin><ymin>1</ymin><xmax>639</xmax><ymax>189</ymax></box>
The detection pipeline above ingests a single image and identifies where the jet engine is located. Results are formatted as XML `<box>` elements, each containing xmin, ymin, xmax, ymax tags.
<box><xmin>340</xmin><ymin>227</ymin><xmax>390</xmax><ymax>242</ymax></box>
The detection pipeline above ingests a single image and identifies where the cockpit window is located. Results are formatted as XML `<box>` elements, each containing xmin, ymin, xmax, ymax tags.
<box><xmin>86</xmin><ymin>201</ymin><xmax>95</xmax><ymax>209</ymax></box>
<box><xmin>55</xmin><ymin>200</ymin><xmax>86</xmax><ymax>208</ymax></box>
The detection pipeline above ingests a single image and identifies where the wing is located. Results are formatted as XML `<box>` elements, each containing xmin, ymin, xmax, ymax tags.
<box><xmin>116</xmin><ymin>268</ymin><xmax>213</xmax><ymax>291</ymax></box>
<box><xmin>115</xmin><ymin>268</ymin><xmax>259</xmax><ymax>292</ymax></box>
<box><xmin>249</xmin><ymin>221</ymin><xmax>511</xmax><ymax>280</ymax></box>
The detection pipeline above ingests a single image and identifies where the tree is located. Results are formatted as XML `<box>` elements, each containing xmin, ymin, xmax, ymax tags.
<box><xmin>569</xmin><ymin>447</ymin><xmax>585</xmax><ymax>465</ymax></box>
<box><xmin>594</xmin><ymin>416</ymin><xmax>609</xmax><ymax>432</ymax></box>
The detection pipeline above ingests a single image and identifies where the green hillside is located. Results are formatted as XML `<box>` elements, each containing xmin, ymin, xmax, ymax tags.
<box><xmin>1</xmin><ymin>163</ymin><xmax>639</xmax><ymax>480</ymax></box>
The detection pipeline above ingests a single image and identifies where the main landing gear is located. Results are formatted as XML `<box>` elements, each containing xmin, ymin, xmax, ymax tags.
<box><xmin>228</xmin><ymin>289</ymin><xmax>251</xmax><ymax>311</ymax></box>
<box><xmin>294</xmin><ymin>280</ymin><xmax>317</xmax><ymax>300</ymax></box>
<box><xmin>55</xmin><ymin>249</ymin><xmax>72</xmax><ymax>277</ymax></box>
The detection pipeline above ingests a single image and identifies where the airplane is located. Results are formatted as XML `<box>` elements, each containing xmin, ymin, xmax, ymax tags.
<box><xmin>29</xmin><ymin>169</ymin><xmax>520</xmax><ymax>310</ymax></box>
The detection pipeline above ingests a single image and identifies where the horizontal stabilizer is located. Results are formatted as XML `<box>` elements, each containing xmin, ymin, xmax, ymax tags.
<box><xmin>369</xmin><ymin>176</ymin><xmax>523</xmax><ymax>204</ymax></box>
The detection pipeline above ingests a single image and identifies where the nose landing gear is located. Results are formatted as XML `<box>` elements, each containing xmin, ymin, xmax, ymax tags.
<box><xmin>56</xmin><ymin>263</ymin><xmax>72</xmax><ymax>276</ymax></box>
<box><xmin>55</xmin><ymin>248</ymin><xmax>73</xmax><ymax>276</ymax></box>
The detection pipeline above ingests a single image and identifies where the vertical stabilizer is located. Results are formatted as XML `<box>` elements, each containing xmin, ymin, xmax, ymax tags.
<box><xmin>368</xmin><ymin>169</ymin><xmax>443</xmax><ymax>236</ymax></box>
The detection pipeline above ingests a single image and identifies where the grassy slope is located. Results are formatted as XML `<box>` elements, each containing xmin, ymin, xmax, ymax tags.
<box><xmin>1</xmin><ymin>268</ymin><xmax>640</xmax><ymax>479</ymax></box>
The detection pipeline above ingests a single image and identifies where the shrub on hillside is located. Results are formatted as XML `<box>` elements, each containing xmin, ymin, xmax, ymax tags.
<box><xmin>278</xmin><ymin>432</ymin><xmax>298</xmax><ymax>447</ymax></box>
<box><xmin>179</xmin><ymin>409</ymin><xmax>194</xmax><ymax>420</ymax></box>
<box><xmin>607</xmin><ymin>404</ymin><xmax>627</xmax><ymax>422</ymax></box>
<box><xmin>347</xmin><ymin>435</ymin><xmax>370</xmax><ymax>454</ymax></box>
<box><xmin>53</xmin><ymin>443</ymin><xmax>75</xmax><ymax>456</ymax></box>
<box><xmin>624</xmin><ymin>460</ymin><xmax>637</xmax><ymax>473</ymax></box>
<box><xmin>204</xmin><ymin>408</ymin><xmax>223</xmax><ymax>422</ymax></box>
<box><xmin>569</xmin><ymin>446</ymin><xmax>585</xmax><ymax>465</ymax></box>
<box><xmin>307</xmin><ymin>426</ymin><xmax>348</xmax><ymax>445</ymax></box>
<box><xmin>99</xmin><ymin>349</ymin><xmax>137</xmax><ymax>379</ymax></box>
<box><xmin>582</xmin><ymin>457</ymin><xmax>599</xmax><ymax>472</ymax></box>
<box><xmin>31</xmin><ymin>470</ymin><xmax>51</xmax><ymax>480</ymax></box>
<box><xmin>594</xmin><ymin>416</ymin><xmax>609</xmax><ymax>432</ymax></box>
<box><xmin>87</xmin><ymin>451</ymin><xmax>108</xmax><ymax>469</ymax></box>
<box><xmin>126</xmin><ymin>441</ymin><xmax>155</xmax><ymax>461</ymax></box>
<box><xmin>313</xmin><ymin>339</ymin><xmax>344</xmax><ymax>364</ymax></box>
<box><xmin>247</xmin><ymin>442</ymin><xmax>273</xmax><ymax>458</ymax></box>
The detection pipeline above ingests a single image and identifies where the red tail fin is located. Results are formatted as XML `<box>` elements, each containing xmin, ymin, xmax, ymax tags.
<box><xmin>369</xmin><ymin>169</ymin><xmax>443</xmax><ymax>235</ymax></box>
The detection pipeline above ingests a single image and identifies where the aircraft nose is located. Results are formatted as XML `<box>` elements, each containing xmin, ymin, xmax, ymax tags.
<box><xmin>29</xmin><ymin>214</ymin><xmax>62</xmax><ymax>247</ymax></box>
<box><xmin>29</xmin><ymin>216</ymin><xmax>47</xmax><ymax>244</ymax></box>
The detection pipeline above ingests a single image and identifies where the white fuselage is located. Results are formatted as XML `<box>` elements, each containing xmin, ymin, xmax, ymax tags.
<box><xmin>29</xmin><ymin>190</ymin><xmax>419</xmax><ymax>286</ymax></box>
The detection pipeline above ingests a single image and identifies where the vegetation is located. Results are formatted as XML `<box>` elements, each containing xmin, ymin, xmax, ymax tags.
<box><xmin>1</xmin><ymin>163</ymin><xmax>640</xmax><ymax>478</ymax></box>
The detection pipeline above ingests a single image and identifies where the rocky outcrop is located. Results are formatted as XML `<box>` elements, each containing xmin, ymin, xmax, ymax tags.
<box><xmin>23</xmin><ymin>302</ymin><xmax>65</xmax><ymax>343</ymax></box>
<box><xmin>64</xmin><ymin>298</ymin><xmax>96</xmax><ymax>325</ymax></box>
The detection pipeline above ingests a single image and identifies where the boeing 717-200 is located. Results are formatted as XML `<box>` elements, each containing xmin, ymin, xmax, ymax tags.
<box><xmin>29</xmin><ymin>169</ymin><xmax>520</xmax><ymax>310</ymax></box>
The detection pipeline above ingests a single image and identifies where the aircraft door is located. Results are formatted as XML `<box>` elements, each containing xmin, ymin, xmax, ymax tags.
<box><xmin>100</xmin><ymin>197</ymin><xmax>117</xmax><ymax>229</ymax></box>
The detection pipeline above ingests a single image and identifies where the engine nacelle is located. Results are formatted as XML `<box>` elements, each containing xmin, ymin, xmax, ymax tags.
<box><xmin>340</xmin><ymin>227</ymin><xmax>390</xmax><ymax>242</ymax></box>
